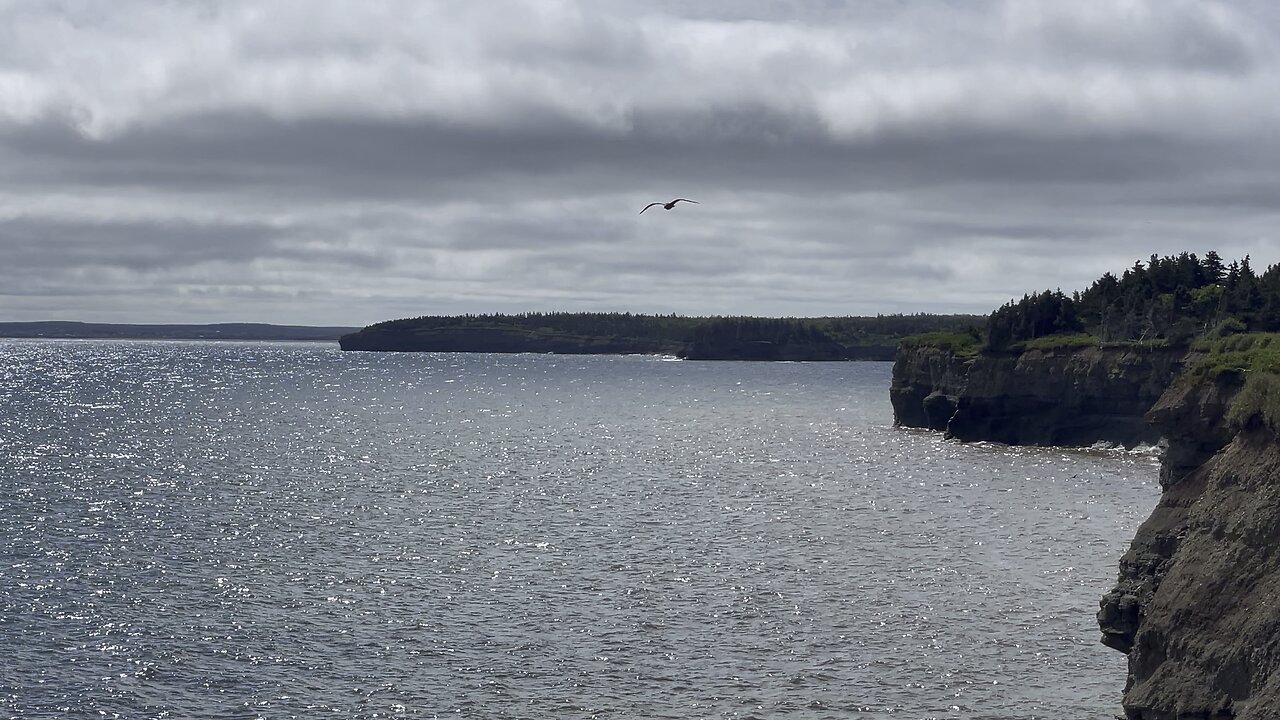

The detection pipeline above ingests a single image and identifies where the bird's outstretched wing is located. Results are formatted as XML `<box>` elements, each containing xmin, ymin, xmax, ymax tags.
<box><xmin>672</xmin><ymin>199</ymin><xmax>699</xmax><ymax>205</ymax></box>
<box><xmin>640</xmin><ymin>202</ymin><xmax>662</xmax><ymax>214</ymax></box>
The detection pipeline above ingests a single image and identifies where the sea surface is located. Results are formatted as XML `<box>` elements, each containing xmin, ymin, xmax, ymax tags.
<box><xmin>0</xmin><ymin>340</ymin><xmax>1160</xmax><ymax>720</ymax></box>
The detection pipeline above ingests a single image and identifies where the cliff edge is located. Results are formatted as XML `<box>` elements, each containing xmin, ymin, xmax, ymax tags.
<box><xmin>1098</xmin><ymin>371</ymin><xmax>1280</xmax><ymax>720</ymax></box>
<box><xmin>894</xmin><ymin>341</ymin><xmax>1280</xmax><ymax>718</ymax></box>
<box><xmin>891</xmin><ymin>343</ymin><xmax>1186</xmax><ymax>447</ymax></box>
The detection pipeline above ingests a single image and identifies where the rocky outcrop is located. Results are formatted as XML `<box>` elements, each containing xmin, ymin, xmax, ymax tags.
<box><xmin>1098</xmin><ymin>374</ymin><xmax>1280</xmax><ymax>720</ymax></box>
<box><xmin>1096</xmin><ymin>378</ymin><xmax>1236</xmax><ymax>661</ymax></box>
<box><xmin>888</xmin><ymin>345</ymin><xmax>972</xmax><ymax>430</ymax></box>
<box><xmin>891</xmin><ymin>343</ymin><xmax>1187</xmax><ymax>447</ymax></box>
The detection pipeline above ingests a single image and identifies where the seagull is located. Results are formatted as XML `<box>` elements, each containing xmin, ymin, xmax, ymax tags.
<box><xmin>640</xmin><ymin>198</ymin><xmax>699</xmax><ymax>214</ymax></box>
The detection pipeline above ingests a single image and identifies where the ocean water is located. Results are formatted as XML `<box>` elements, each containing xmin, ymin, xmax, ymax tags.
<box><xmin>0</xmin><ymin>340</ymin><xmax>1159</xmax><ymax>720</ymax></box>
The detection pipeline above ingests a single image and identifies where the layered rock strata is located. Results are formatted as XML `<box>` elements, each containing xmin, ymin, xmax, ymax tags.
<box><xmin>1098</xmin><ymin>376</ymin><xmax>1280</xmax><ymax>720</ymax></box>
<box><xmin>891</xmin><ymin>344</ymin><xmax>1186</xmax><ymax>447</ymax></box>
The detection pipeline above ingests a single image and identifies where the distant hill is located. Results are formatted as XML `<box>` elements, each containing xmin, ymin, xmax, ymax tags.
<box><xmin>0</xmin><ymin>321</ymin><xmax>359</xmax><ymax>342</ymax></box>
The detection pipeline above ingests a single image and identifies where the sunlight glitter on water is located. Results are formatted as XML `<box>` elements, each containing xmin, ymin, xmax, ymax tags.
<box><xmin>0</xmin><ymin>340</ymin><xmax>1158</xmax><ymax>719</ymax></box>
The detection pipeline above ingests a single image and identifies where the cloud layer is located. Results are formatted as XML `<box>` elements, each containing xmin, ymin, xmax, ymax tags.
<box><xmin>4</xmin><ymin>0</ymin><xmax>1280</xmax><ymax>324</ymax></box>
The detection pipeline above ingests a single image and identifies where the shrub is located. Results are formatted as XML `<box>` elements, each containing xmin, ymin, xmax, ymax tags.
<box><xmin>1188</xmin><ymin>333</ymin><xmax>1280</xmax><ymax>380</ymax></box>
<box><xmin>1016</xmin><ymin>333</ymin><xmax>1099</xmax><ymax>352</ymax></box>
<box><xmin>1210</xmin><ymin>317</ymin><xmax>1247</xmax><ymax>338</ymax></box>
<box><xmin>1226</xmin><ymin>372</ymin><xmax>1280</xmax><ymax>433</ymax></box>
<box><xmin>899</xmin><ymin>329</ymin><xmax>982</xmax><ymax>356</ymax></box>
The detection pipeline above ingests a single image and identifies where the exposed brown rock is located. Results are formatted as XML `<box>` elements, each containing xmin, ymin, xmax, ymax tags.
<box><xmin>1102</xmin><ymin>376</ymin><xmax>1280</xmax><ymax>720</ymax></box>
<box><xmin>893</xmin><ymin>342</ymin><xmax>1280</xmax><ymax>718</ymax></box>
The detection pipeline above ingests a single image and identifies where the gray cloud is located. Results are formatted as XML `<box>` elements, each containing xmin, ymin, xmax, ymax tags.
<box><xmin>3</xmin><ymin>0</ymin><xmax>1280</xmax><ymax>325</ymax></box>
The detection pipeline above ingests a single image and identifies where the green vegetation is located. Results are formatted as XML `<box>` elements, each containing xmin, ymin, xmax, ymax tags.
<box><xmin>362</xmin><ymin>311</ymin><xmax>692</xmax><ymax>341</ymax></box>
<box><xmin>811</xmin><ymin>315</ymin><xmax>985</xmax><ymax>348</ymax></box>
<box><xmin>1226</xmin><ymin>371</ymin><xmax>1280</xmax><ymax>433</ymax></box>
<box><xmin>985</xmin><ymin>289</ymin><xmax>1084</xmax><ymax>351</ymax></box>
<box><xmin>899</xmin><ymin>251</ymin><xmax>1280</xmax><ymax>439</ymax></box>
<box><xmin>1167</xmin><ymin>332</ymin><xmax>1280</xmax><ymax>435</ymax></box>
<box><xmin>347</xmin><ymin>251</ymin><xmax>1280</xmax><ymax>362</ymax></box>
<box><xmin>342</xmin><ymin>311</ymin><xmax>986</xmax><ymax>359</ymax></box>
<box><xmin>1187</xmin><ymin>332</ymin><xmax>1280</xmax><ymax>380</ymax></box>
<box><xmin>982</xmin><ymin>252</ymin><xmax>1280</xmax><ymax>352</ymax></box>
<box><xmin>898</xmin><ymin>329</ymin><xmax>982</xmax><ymax>356</ymax></box>
<box><xmin>1016</xmin><ymin>332</ymin><xmax>1099</xmax><ymax>352</ymax></box>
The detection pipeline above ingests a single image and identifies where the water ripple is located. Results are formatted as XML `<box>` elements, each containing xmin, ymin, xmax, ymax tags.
<box><xmin>0</xmin><ymin>340</ymin><xmax>1158</xmax><ymax>719</ymax></box>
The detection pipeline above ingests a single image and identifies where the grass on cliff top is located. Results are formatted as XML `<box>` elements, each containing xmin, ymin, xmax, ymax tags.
<box><xmin>898</xmin><ymin>329</ymin><xmax>982</xmax><ymax>356</ymax></box>
<box><xmin>1011</xmin><ymin>333</ymin><xmax>1099</xmax><ymax>352</ymax></box>
<box><xmin>1013</xmin><ymin>334</ymin><xmax>1181</xmax><ymax>353</ymax></box>
<box><xmin>1225</xmin><ymin>372</ymin><xmax>1280</xmax><ymax>433</ymax></box>
<box><xmin>901</xmin><ymin>329</ymin><xmax>1181</xmax><ymax>357</ymax></box>
<box><xmin>1188</xmin><ymin>332</ymin><xmax>1280</xmax><ymax>379</ymax></box>
<box><xmin>1182</xmin><ymin>332</ymin><xmax>1280</xmax><ymax>435</ymax></box>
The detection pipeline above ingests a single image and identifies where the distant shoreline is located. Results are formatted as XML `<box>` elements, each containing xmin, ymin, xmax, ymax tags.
<box><xmin>0</xmin><ymin>321</ymin><xmax>358</xmax><ymax>342</ymax></box>
<box><xmin>338</xmin><ymin>312</ymin><xmax>985</xmax><ymax>360</ymax></box>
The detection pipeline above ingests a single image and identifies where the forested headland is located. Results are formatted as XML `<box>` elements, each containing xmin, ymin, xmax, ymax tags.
<box><xmin>906</xmin><ymin>251</ymin><xmax>1280</xmax><ymax>359</ymax></box>
<box><xmin>338</xmin><ymin>312</ymin><xmax>984</xmax><ymax>360</ymax></box>
<box><xmin>892</xmin><ymin>253</ymin><xmax>1280</xmax><ymax>720</ymax></box>
<box><xmin>344</xmin><ymin>251</ymin><xmax>1280</xmax><ymax>361</ymax></box>
<box><xmin>896</xmin><ymin>250</ymin><xmax>1280</xmax><ymax>450</ymax></box>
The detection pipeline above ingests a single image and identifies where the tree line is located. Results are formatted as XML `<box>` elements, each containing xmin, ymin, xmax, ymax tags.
<box><xmin>357</xmin><ymin>311</ymin><xmax>985</xmax><ymax>358</ymax></box>
<box><xmin>985</xmin><ymin>251</ymin><xmax>1280</xmax><ymax>350</ymax></box>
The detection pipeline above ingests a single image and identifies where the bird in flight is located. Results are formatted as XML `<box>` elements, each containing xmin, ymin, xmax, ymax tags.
<box><xmin>640</xmin><ymin>198</ymin><xmax>699</xmax><ymax>214</ymax></box>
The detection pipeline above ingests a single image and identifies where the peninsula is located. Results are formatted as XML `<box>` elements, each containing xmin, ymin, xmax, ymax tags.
<box><xmin>338</xmin><ymin>312</ymin><xmax>982</xmax><ymax>361</ymax></box>
<box><xmin>892</xmin><ymin>252</ymin><xmax>1280</xmax><ymax>719</ymax></box>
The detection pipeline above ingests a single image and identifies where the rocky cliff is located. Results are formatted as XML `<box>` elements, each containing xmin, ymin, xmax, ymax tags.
<box><xmin>894</xmin><ymin>342</ymin><xmax>1280</xmax><ymax>718</ymax></box>
<box><xmin>886</xmin><ymin>344</ymin><xmax>973</xmax><ymax>430</ymax></box>
<box><xmin>891</xmin><ymin>343</ymin><xmax>1187</xmax><ymax>447</ymax></box>
<box><xmin>1098</xmin><ymin>373</ymin><xmax>1280</xmax><ymax>720</ymax></box>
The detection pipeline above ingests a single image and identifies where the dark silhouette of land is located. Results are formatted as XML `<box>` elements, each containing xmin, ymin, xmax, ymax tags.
<box><xmin>339</xmin><ymin>312</ymin><xmax>985</xmax><ymax>360</ymax></box>
<box><xmin>0</xmin><ymin>321</ymin><xmax>358</xmax><ymax>342</ymax></box>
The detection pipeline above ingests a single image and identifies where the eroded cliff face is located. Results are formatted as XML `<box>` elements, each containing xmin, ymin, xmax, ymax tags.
<box><xmin>894</xmin><ymin>342</ymin><xmax>1280</xmax><ymax>718</ymax></box>
<box><xmin>1095</xmin><ymin>379</ymin><xmax>1235</xmax><ymax>661</ymax></box>
<box><xmin>1099</xmin><ymin>376</ymin><xmax>1280</xmax><ymax>720</ymax></box>
<box><xmin>891</xmin><ymin>344</ymin><xmax>1186</xmax><ymax>447</ymax></box>
<box><xmin>888</xmin><ymin>345</ymin><xmax>972</xmax><ymax>430</ymax></box>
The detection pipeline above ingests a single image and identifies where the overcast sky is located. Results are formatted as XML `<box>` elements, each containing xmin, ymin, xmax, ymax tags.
<box><xmin>4</xmin><ymin>0</ymin><xmax>1280</xmax><ymax>326</ymax></box>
